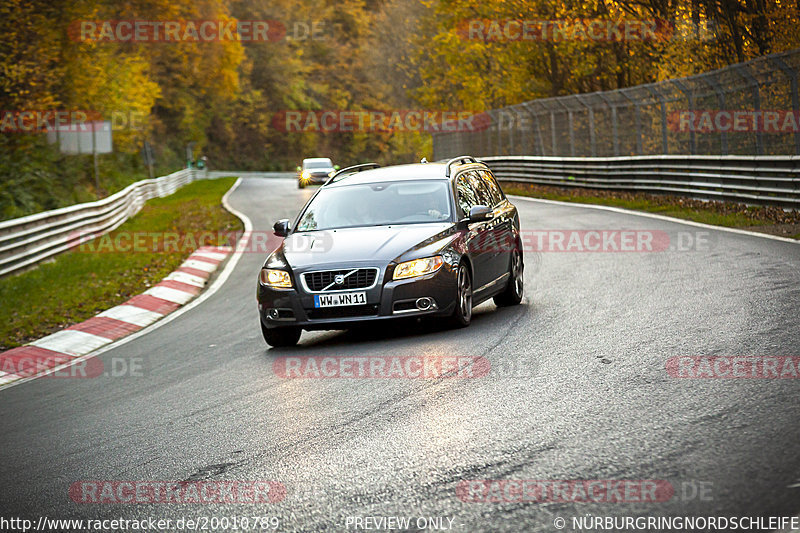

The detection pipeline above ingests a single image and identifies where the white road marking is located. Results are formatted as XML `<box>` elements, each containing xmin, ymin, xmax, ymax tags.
<box><xmin>144</xmin><ymin>285</ymin><xmax>195</xmax><ymax>304</ymax></box>
<box><xmin>181</xmin><ymin>258</ymin><xmax>218</xmax><ymax>272</ymax></box>
<box><xmin>30</xmin><ymin>330</ymin><xmax>112</xmax><ymax>357</ymax></box>
<box><xmin>165</xmin><ymin>271</ymin><xmax>207</xmax><ymax>288</ymax></box>
<box><xmin>509</xmin><ymin>195</ymin><xmax>800</xmax><ymax>244</ymax></box>
<box><xmin>192</xmin><ymin>250</ymin><xmax>227</xmax><ymax>262</ymax></box>
<box><xmin>98</xmin><ymin>305</ymin><xmax>164</xmax><ymax>327</ymax></box>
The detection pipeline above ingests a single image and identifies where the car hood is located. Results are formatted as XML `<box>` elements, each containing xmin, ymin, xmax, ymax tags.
<box><xmin>282</xmin><ymin>223</ymin><xmax>457</xmax><ymax>269</ymax></box>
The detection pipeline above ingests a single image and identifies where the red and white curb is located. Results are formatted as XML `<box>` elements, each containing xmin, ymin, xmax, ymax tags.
<box><xmin>0</xmin><ymin>245</ymin><xmax>232</xmax><ymax>386</ymax></box>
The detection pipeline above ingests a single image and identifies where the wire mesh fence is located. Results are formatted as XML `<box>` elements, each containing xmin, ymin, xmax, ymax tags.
<box><xmin>433</xmin><ymin>48</ymin><xmax>800</xmax><ymax>160</ymax></box>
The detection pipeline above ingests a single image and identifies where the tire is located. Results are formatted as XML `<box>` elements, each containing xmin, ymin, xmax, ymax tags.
<box><xmin>494</xmin><ymin>248</ymin><xmax>523</xmax><ymax>307</ymax></box>
<box><xmin>261</xmin><ymin>321</ymin><xmax>301</xmax><ymax>347</ymax></box>
<box><xmin>448</xmin><ymin>263</ymin><xmax>472</xmax><ymax>328</ymax></box>
<box><xmin>298</xmin><ymin>181</ymin><xmax>306</xmax><ymax>189</ymax></box>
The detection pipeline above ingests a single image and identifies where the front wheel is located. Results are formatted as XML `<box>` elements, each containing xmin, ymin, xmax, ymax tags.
<box><xmin>494</xmin><ymin>249</ymin><xmax>523</xmax><ymax>307</ymax></box>
<box><xmin>298</xmin><ymin>181</ymin><xmax>306</xmax><ymax>189</ymax></box>
<box><xmin>261</xmin><ymin>321</ymin><xmax>301</xmax><ymax>347</ymax></box>
<box><xmin>448</xmin><ymin>263</ymin><xmax>472</xmax><ymax>328</ymax></box>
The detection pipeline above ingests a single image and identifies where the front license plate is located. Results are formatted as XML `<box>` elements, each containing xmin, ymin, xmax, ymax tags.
<box><xmin>314</xmin><ymin>292</ymin><xmax>367</xmax><ymax>308</ymax></box>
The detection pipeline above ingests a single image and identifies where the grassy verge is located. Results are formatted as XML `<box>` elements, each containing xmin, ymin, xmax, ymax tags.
<box><xmin>501</xmin><ymin>182</ymin><xmax>800</xmax><ymax>239</ymax></box>
<box><xmin>0</xmin><ymin>177</ymin><xmax>241</xmax><ymax>350</ymax></box>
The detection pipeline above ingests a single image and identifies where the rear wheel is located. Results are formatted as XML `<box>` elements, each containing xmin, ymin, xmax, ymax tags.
<box><xmin>261</xmin><ymin>321</ymin><xmax>301</xmax><ymax>347</ymax></box>
<box><xmin>494</xmin><ymin>248</ymin><xmax>523</xmax><ymax>307</ymax></box>
<box><xmin>448</xmin><ymin>264</ymin><xmax>472</xmax><ymax>328</ymax></box>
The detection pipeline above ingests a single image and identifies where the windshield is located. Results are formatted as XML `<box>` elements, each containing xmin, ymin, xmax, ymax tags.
<box><xmin>304</xmin><ymin>160</ymin><xmax>332</xmax><ymax>169</ymax></box>
<box><xmin>296</xmin><ymin>180</ymin><xmax>452</xmax><ymax>231</ymax></box>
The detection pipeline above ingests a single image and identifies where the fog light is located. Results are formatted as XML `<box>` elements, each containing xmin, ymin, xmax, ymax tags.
<box><xmin>416</xmin><ymin>297</ymin><xmax>433</xmax><ymax>310</ymax></box>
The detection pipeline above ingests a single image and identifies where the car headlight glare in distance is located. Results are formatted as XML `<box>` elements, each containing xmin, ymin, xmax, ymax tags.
<box><xmin>393</xmin><ymin>256</ymin><xmax>444</xmax><ymax>280</ymax></box>
<box><xmin>301</xmin><ymin>171</ymin><xmax>311</xmax><ymax>181</ymax></box>
<box><xmin>260</xmin><ymin>269</ymin><xmax>293</xmax><ymax>288</ymax></box>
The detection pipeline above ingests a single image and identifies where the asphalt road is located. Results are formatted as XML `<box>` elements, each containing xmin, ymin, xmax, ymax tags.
<box><xmin>1</xmin><ymin>177</ymin><xmax>799</xmax><ymax>532</ymax></box>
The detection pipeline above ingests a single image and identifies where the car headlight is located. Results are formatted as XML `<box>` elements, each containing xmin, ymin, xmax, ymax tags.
<box><xmin>393</xmin><ymin>256</ymin><xmax>444</xmax><ymax>280</ymax></box>
<box><xmin>301</xmin><ymin>171</ymin><xmax>311</xmax><ymax>180</ymax></box>
<box><xmin>260</xmin><ymin>268</ymin><xmax>293</xmax><ymax>288</ymax></box>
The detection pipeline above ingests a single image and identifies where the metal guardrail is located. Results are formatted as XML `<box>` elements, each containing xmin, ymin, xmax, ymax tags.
<box><xmin>0</xmin><ymin>168</ymin><xmax>204</xmax><ymax>278</ymax></box>
<box><xmin>482</xmin><ymin>155</ymin><xmax>800</xmax><ymax>208</ymax></box>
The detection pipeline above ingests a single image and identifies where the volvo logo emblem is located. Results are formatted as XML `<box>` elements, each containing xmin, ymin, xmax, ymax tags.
<box><xmin>334</xmin><ymin>274</ymin><xmax>345</xmax><ymax>285</ymax></box>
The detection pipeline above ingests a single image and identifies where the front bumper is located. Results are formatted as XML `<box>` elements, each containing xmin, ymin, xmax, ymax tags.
<box><xmin>258</xmin><ymin>262</ymin><xmax>458</xmax><ymax>330</ymax></box>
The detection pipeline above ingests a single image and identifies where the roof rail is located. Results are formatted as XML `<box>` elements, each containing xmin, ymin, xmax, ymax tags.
<box><xmin>326</xmin><ymin>163</ymin><xmax>381</xmax><ymax>184</ymax></box>
<box><xmin>445</xmin><ymin>155</ymin><xmax>479</xmax><ymax>177</ymax></box>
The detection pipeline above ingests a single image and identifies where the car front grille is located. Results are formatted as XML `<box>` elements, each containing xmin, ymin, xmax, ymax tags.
<box><xmin>303</xmin><ymin>268</ymin><xmax>378</xmax><ymax>292</ymax></box>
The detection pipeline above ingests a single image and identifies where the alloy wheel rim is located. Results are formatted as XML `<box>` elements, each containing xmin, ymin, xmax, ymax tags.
<box><xmin>512</xmin><ymin>251</ymin><xmax>523</xmax><ymax>297</ymax></box>
<box><xmin>459</xmin><ymin>266</ymin><xmax>472</xmax><ymax>320</ymax></box>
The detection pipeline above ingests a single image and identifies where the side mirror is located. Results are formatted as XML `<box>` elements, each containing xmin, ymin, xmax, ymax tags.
<box><xmin>296</xmin><ymin>166</ymin><xmax>302</xmax><ymax>172</ymax></box>
<box><xmin>333</xmin><ymin>165</ymin><xmax>340</xmax><ymax>170</ymax></box>
<box><xmin>273</xmin><ymin>219</ymin><xmax>290</xmax><ymax>237</ymax></box>
<box><xmin>468</xmin><ymin>205</ymin><xmax>493</xmax><ymax>222</ymax></box>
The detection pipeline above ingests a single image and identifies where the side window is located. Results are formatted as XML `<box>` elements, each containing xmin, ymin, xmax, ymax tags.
<box><xmin>466</xmin><ymin>171</ymin><xmax>494</xmax><ymax>207</ymax></box>
<box><xmin>480</xmin><ymin>170</ymin><xmax>504</xmax><ymax>205</ymax></box>
<box><xmin>456</xmin><ymin>173</ymin><xmax>479</xmax><ymax>216</ymax></box>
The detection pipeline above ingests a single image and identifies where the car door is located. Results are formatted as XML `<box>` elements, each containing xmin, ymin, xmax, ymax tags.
<box><xmin>479</xmin><ymin>169</ymin><xmax>514</xmax><ymax>282</ymax></box>
<box><xmin>455</xmin><ymin>170</ymin><xmax>495</xmax><ymax>291</ymax></box>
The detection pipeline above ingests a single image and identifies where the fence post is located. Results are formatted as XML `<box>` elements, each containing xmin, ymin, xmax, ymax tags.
<box><xmin>555</xmin><ymin>99</ymin><xmax>573</xmax><ymax>156</ymax></box>
<box><xmin>598</xmin><ymin>92</ymin><xmax>619</xmax><ymax>156</ymax></box>
<box><xmin>644</xmin><ymin>85</ymin><xmax>669</xmax><ymax>154</ymax></box>
<box><xmin>524</xmin><ymin>102</ymin><xmax>546</xmax><ymax>156</ymax></box>
<box><xmin>673</xmin><ymin>79</ymin><xmax>696</xmax><ymax>155</ymax></box>
<box><xmin>735</xmin><ymin>65</ymin><xmax>764</xmax><ymax>155</ymax></box>
<box><xmin>702</xmin><ymin>73</ymin><xmax>729</xmax><ymax>155</ymax></box>
<box><xmin>769</xmin><ymin>54</ymin><xmax>800</xmax><ymax>155</ymax></box>
<box><xmin>618</xmin><ymin>90</ymin><xmax>642</xmax><ymax>155</ymax></box>
<box><xmin>512</xmin><ymin>107</ymin><xmax>528</xmax><ymax>155</ymax></box>
<box><xmin>576</xmin><ymin>95</ymin><xmax>596</xmax><ymax>157</ymax></box>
